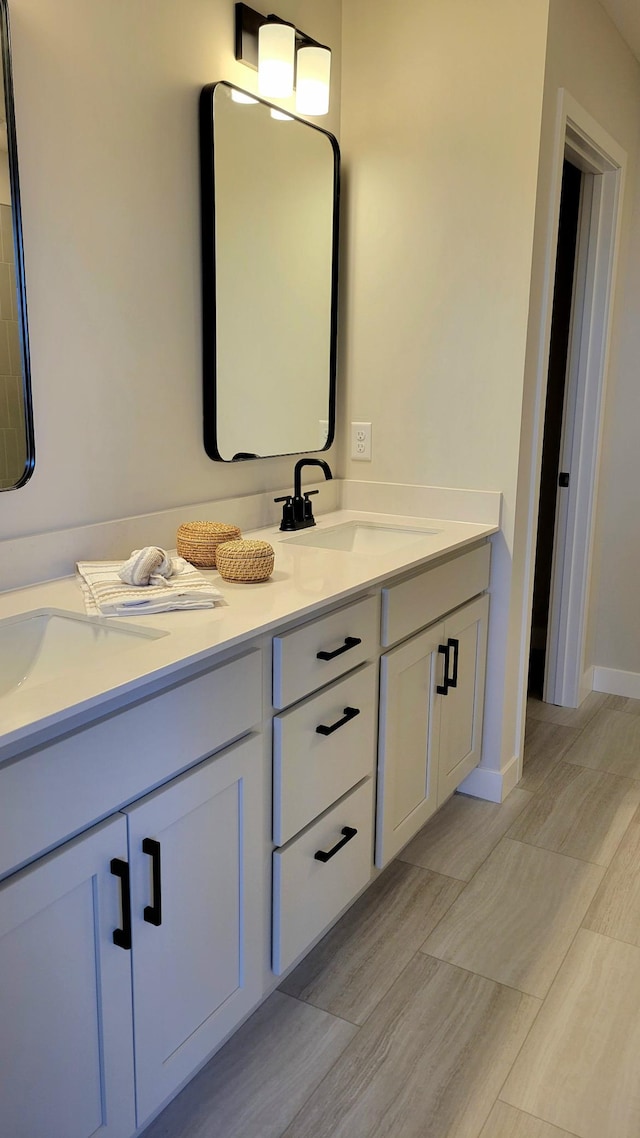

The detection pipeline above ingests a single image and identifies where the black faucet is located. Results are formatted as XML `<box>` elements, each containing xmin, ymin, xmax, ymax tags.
<box><xmin>275</xmin><ymin>458</ymin><xmax>333</xmax><ymax>531</ymax></box>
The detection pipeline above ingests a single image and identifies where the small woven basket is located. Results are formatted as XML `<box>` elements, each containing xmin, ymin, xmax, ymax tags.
<box><xmin>176</xmin><ymin>521</ymin><xmax>242</xmax><ymax>568</ymax></box>
<box><xmin>215</xmin><ymin>539</ymin><xmax>275</xmax><ymax>583</ymax></box>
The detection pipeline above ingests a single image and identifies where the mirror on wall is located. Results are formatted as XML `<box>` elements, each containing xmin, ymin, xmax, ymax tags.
<box><xmin>199</xmin><ymin>81</ymin><xmax>339</xmax><ymax>462</ymax></box>
<box><xmin>0</xmin><ymin>0</ymin><xmax>33</xmax><ymax>490</ymax></box>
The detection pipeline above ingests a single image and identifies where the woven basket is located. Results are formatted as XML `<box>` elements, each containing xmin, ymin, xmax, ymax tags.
<box><xmin>215</xmin><ymin>539</ymin><xmax>275</xmax><ymax>583</ymax></box>
<box><xmin>176</xmin><ymin>521</ymin><xmax>242</xmax><ymax>568</ymax></box>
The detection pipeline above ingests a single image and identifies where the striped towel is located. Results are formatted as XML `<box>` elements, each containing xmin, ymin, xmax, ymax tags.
<box><xmin>76</xmin><ymin>557</ymin><xmax>224</xmax><ymax>616</ymax></box>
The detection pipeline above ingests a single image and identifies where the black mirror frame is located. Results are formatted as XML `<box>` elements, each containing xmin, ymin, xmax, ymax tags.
<box><xmin>0</xmin><ymin>0</ymin><xmax>34</xmax><ymax>489</ymax></box>
<box><xmin>198</xmin><ymin>81</ymin><xmax>339</xmax><ymax>463</ymax></box>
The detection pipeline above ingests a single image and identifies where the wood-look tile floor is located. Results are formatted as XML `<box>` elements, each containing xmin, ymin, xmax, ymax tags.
<box><xmin>142</xmin><ymin>693</ymin><xmax>640</xmax><ymax>1138</ymax></box>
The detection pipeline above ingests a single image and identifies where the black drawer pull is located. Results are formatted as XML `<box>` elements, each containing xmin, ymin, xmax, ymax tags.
<box><xmin>437</xmin><ymin>643</ymin><xmax>450</xmax><ymax>695</ymax></box>
<box><xmin>316</xmin><ymin>706</ymin><xmax>360</xmax><ymax>736</ymax></box>
<box><xmin>316</xmin><ymin>636</ymin><xmax>362</xmax><ymax>661</ymax></box>
<box><xmin>448</xmin><ymin>637</ymin><xmax>459</xmax><ymax>689</ymax></box>
<box><xmin>437</xmin><ymin>638</ymin><xmax>460</xmax><ymax>695</ymax></box>
<box><xmin>314</xmin><ymin>826</ymin><xmax>358</xmax><ymax>863</ymax></box>
<box><xmin>142</xmin><ymin>838</ymin><xmax>162</xmax><ymax>926</ymax></box>
<box><xmin>110</xmin><ymin>858</ymin><xmax>132</xmax><ymax>951</ymax></box>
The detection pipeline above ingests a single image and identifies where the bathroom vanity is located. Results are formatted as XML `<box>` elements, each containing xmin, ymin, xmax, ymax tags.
<box><xmin>0</xmin><ymin>511</ymin><xmax>494</xmax><ymax>1138</ymax></box>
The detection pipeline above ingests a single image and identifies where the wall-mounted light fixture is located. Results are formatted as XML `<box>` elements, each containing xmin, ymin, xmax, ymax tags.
<box><xmin>234</xmin><ymin>2</ymin><xmax>331</xmax><ymax>115</ymax></box>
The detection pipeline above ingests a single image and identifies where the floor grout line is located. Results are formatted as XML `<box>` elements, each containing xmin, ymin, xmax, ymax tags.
<box><xmin>576</xmin><ymin>925</ymin><xmax>640</xmax><ymax>951</ymax></box>
<box><xmin>494</xmin><ymin>1100</ymin><xmax>583</xmax><ymax>1137</ymax></box>
<box><xmin>503</xmin><ymin>831</ymin><xmax>620</xmax><ymax>870</ymax></box>
<box><xmin>275</xmin><ymin>948</ymin><xmax>429</xmax><ymax>1138</ymax></box>
<box><xmin>418</xmin><ymin>949</ymin><xmax>547</xmax><ymax>1001</ymax></box>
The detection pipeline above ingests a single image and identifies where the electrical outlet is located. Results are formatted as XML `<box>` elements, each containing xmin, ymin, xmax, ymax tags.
<box><xmin>350</xmin><ymin>421</ymin><xmax>372</xmax><ymax>461</ymax></box>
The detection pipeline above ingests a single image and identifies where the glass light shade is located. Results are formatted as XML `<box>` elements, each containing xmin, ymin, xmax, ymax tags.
<box><xmin>231</xmin><ymin>89</ymin><xmax>258</xmax><ymax>105</ymax></box>
<box><xmin>270</xmin><ymin>108</ymin><xmax>293</xmax><ymax>121</ymax></box>
<box><xmin>258</xmin><ymin>21</ymin><xmax>295</xmax><ymax>98</ymax></box>
<box><xmin>295</xmin><ymin>45</ymin><xmax>331</xmax><ymax>116</ymax></box>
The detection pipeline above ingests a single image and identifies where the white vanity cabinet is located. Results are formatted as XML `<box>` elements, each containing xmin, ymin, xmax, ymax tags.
<box><xmin>436</xmin><ymin>593</ymin><xmax>489</xmax><ymax>803</ymax></box>
<box><xmin>124</xmin><ymin>734</ymin><xmax>264</xmax><ymax>1126</ymax></box>
<box><xmin>0</xmin><ymin>814</ymin><xmax>136</xmax><ymax>1138</ymax></box>
<box><xmin>271</xmin><ymin>595</ymin><xmax>379</xmax><ymax>974</ymax></box>
<box><xmin>0</xmin><ymin>650</ymin><xmax>267</xmax><ymax>1138</ymax></box>
<box><xmin>376</xmin><ymin>545</ymin><xmax>490</xmax><ymax>867</ymax></box>
<box><xmin>0</xmin><ymin>529</ymin><xmax>495</xmax><ymax>1138</ymax></box>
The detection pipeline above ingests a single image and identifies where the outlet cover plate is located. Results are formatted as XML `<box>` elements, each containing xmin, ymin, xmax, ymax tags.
<box><xmin>350</xmin><ymin>422</ymin><xmax>372</xmax><ymax>461</ymax></box>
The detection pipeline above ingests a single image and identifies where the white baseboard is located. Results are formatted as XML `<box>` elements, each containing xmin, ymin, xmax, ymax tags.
<box><xmin>592</xmin><ymin>666</ymin><xmax>640</xmax><ymax>699</ymax></box>
<box><xmin>459</xmin><ymin>754</ymin><xmax>519</xmax><ymax>803</ymax></box>
<box><xmin>579</xmin><ymin>666</ymin><xmax>595</xmax><ymax>705</ymax></box>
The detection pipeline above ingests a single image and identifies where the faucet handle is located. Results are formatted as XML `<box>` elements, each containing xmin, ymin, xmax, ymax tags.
<box><xmin>274</xmin><ymin>495</ymin><xmax>296</xmax><ymax>532</ymax></box>
<box><xmin>303</xmin><ymin>490</ymin><xmax>319</xmax><ymax>522</ymax></box>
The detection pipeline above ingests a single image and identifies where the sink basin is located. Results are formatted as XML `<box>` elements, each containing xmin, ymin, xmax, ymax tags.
<box><xmin>0</xmin><ymin>608</ymin><xmax>167</xmax><ymax>699</ymax></box>
<box><xmin>281</xmin><ymin>521</ymin><xmax>441</xmax><ymax>555</ymax></box>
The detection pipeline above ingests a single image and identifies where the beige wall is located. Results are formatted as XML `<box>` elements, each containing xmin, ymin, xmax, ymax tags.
<box><xmin>0</xmin><ymin>0</ymin><xmax>341</xmax><ymax>539</ymax></box>
<box><xmin>516</xmin><ymin>0</ymin><xmax>640</xmax><ymax>723</ymax></box>
<box><xmin>340</xmin><ymin>0</ymin><xmax>549</xmax><ymax>776</ymax></box>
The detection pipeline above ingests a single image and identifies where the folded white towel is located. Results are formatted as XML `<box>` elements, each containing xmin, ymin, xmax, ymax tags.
<box><xmin>77</xmin><ymin>555</ymin><xmax>224</xmax><ymax>616</ymax></box>
<box><xmin>118</xmin><ymin>547</ymin><xmax>176</xmax><ymax>587</ymax></box>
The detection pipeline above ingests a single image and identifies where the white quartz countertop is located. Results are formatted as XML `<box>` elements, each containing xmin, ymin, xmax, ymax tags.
<box><xmin>0</xmin><ymin>509</ymin><xmax>497</xmax><ymax>754</ymax></box>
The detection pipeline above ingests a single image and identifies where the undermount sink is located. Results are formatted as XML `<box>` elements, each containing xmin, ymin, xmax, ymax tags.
<box><xmin>281</xmin><ymin>521</ymin><xmax>441</xmax><ymax>555</ymax></box>
<box><xmin>0</xmin><ymin>608</ymin><xmax>167</xmax><ymax>700</ymax></box>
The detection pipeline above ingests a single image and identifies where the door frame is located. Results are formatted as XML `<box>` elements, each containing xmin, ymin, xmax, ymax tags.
<box><xmin>528</xmin><ymin>90</ymin><xmax>626</xmax><ymax>708</ymax></box>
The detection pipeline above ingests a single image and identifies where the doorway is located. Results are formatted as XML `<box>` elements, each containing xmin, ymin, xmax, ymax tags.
<box><xmin>520</xmin><ymin>92</ymin><xmax>625</xmax><ymax>724</ymax></box>
<box><xmin>528</xmin><ymin>159</ymin><xmax>582</xmax><ymax>699</ymax></box>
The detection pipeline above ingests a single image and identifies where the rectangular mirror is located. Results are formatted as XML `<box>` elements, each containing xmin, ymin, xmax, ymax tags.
<box><xmin>199</xmin><ymin>81</ymin><xmax>339</xmax><ymax>462</ymax></box>
<box><xmin>0</xmin><ymin>0</ymin><xmax>34</xmax><ymax>490</ymax></box>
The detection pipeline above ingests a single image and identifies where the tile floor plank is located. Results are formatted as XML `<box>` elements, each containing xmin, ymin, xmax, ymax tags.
<box><xmin>526</xmin><ymin>692</ymin><xmax>606</xmax><ymax>729</ymax></box>
<box><xmin>564</xmin><ymin>709</ymin><xmax>640</xmax><ymax>779</ymax></box>
<box><xmin>281</xmin><ymin>954</ymin><xmax>540</xmax><ymax>1138</ymax></box>
<box><xmin>398</xmin><ymin>788</ymin><xmax>532</xmax><ymax>880</ymax></box>
<box><xmin>519</xmin><ymin>720</ymin><xmax>581</xmax><ymax>792</ymax></box>
<box><xmin>422</xmin><ymin>839</ymin><xmax>605</xmax><ymax>997</ymax></box>
<box><xmin>508</xmin><ymin>762</ymin><xmax>640</xmax><ymax>865</ymax></box>
<box><xmin>279</xmin><ymin>860</ymin><xmax>463</xmax><ymax>1024</ymax></box>
<box><xmin>584</xmin><ymin>807</ymin><xmax>640</xmax><ymax>945</ymax></box>
<box><xmin>140</xmin><ymin>992</ymin><xmax>358</xmax><ymax>1138</ymax></box>
<box><xmin>604</xmin><ymin>694</ymin><xmax>640</xmax><ymax>716</ymax></box>
<box><xmin>501</xmin><ymin>929</ymin><xmax>640</xmax><ymax>1138</ymax></box>
<box><xmin>479</xmin><ymin>1102</ymin><xmax>579</xmax><ymax>1138</ymax></box>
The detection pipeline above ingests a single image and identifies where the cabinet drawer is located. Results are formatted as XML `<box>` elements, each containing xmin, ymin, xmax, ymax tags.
<box><xmin>273</xmin><ymin>664</ymin><xmax>377</xmax><ymax>845</ymax></box>
<box><xmin>0</xmin><ymin>648</ymin><xmax>262</xmax><ymax>881</ymax></box>
<box><xmin>273</xmin><ymin>778</ymin><xmax>374</xmax><ymax>974</ymax></box>
<box><xmin>381</xmin><ymin>543</ymin><xmax>490</xmax><ymax>647</ymax></box>
<box><xmin>273</xmin><ymin>595</ymin><xmax>378</xmax><ymax>709</ymax></box>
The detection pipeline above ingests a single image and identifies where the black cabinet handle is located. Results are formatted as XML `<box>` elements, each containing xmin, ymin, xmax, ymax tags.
<box><xmin>142</xmin><ymin>838</ymin><xmax>162</xmax><ymax>927</ymax></box>
<box><xmin>314</xmin><ymin>826</ymin><xmax>358</xmax><ymax>863</ymax></box>
<box><xmin>316</xmin><ymin>636</ymin><xmax>362</xmax><ymax>662</ymax></box>
<box><xmin>110</xmin><ymin>858</ymin><xmax>132</xmax><ymax>950</ymax></box>
<box><xmin>448</xmin><ymin>637</ymin><xmax>459</xmax><ymax>689</ymax></box>
<box><xmin>316</xmin><ymin>706</ymin><xmax>360</xmax><ymax>736</ymax></box>
<box><xmin>437</xmin><ymin>643</ymin><xmax>450</xmax><ymax>695</ymax></box>
<box><xmin>437</xmin><ymin>638</ymin><xmax>460</xmax><ymax>695</ymax></box>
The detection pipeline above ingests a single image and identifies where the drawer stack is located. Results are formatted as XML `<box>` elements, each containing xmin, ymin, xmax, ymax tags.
<box><xmin>271</xmin><ymin>594</ymin><xmax>379</xmax><ymax>973</ymax></box>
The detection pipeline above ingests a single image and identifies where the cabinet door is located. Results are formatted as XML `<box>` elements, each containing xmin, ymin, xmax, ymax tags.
<box><xmin>124</xmin><ymin>734</ymin><xmax>266</xmax><ymax>1127</ymax></box>
<box><xmin>0</xmin><ymin>815</ymin><xmax>135</xmax><ymax>1138</ymax></box>
<box><xmin>375</xmin><ymin>622</ymin><xmax>443</xmax><ymax>868</ymax></box>
<box><xmin>437</xmin><ymin>593</ymin><xmax>489</xmax><ymax>804</ymax></box>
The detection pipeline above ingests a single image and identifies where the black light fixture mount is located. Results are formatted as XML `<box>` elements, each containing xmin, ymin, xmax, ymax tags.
<box><xmin>234</xmin><ymin>2</ymin><xmax>324</xmax><ymax>69</ymax></box>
